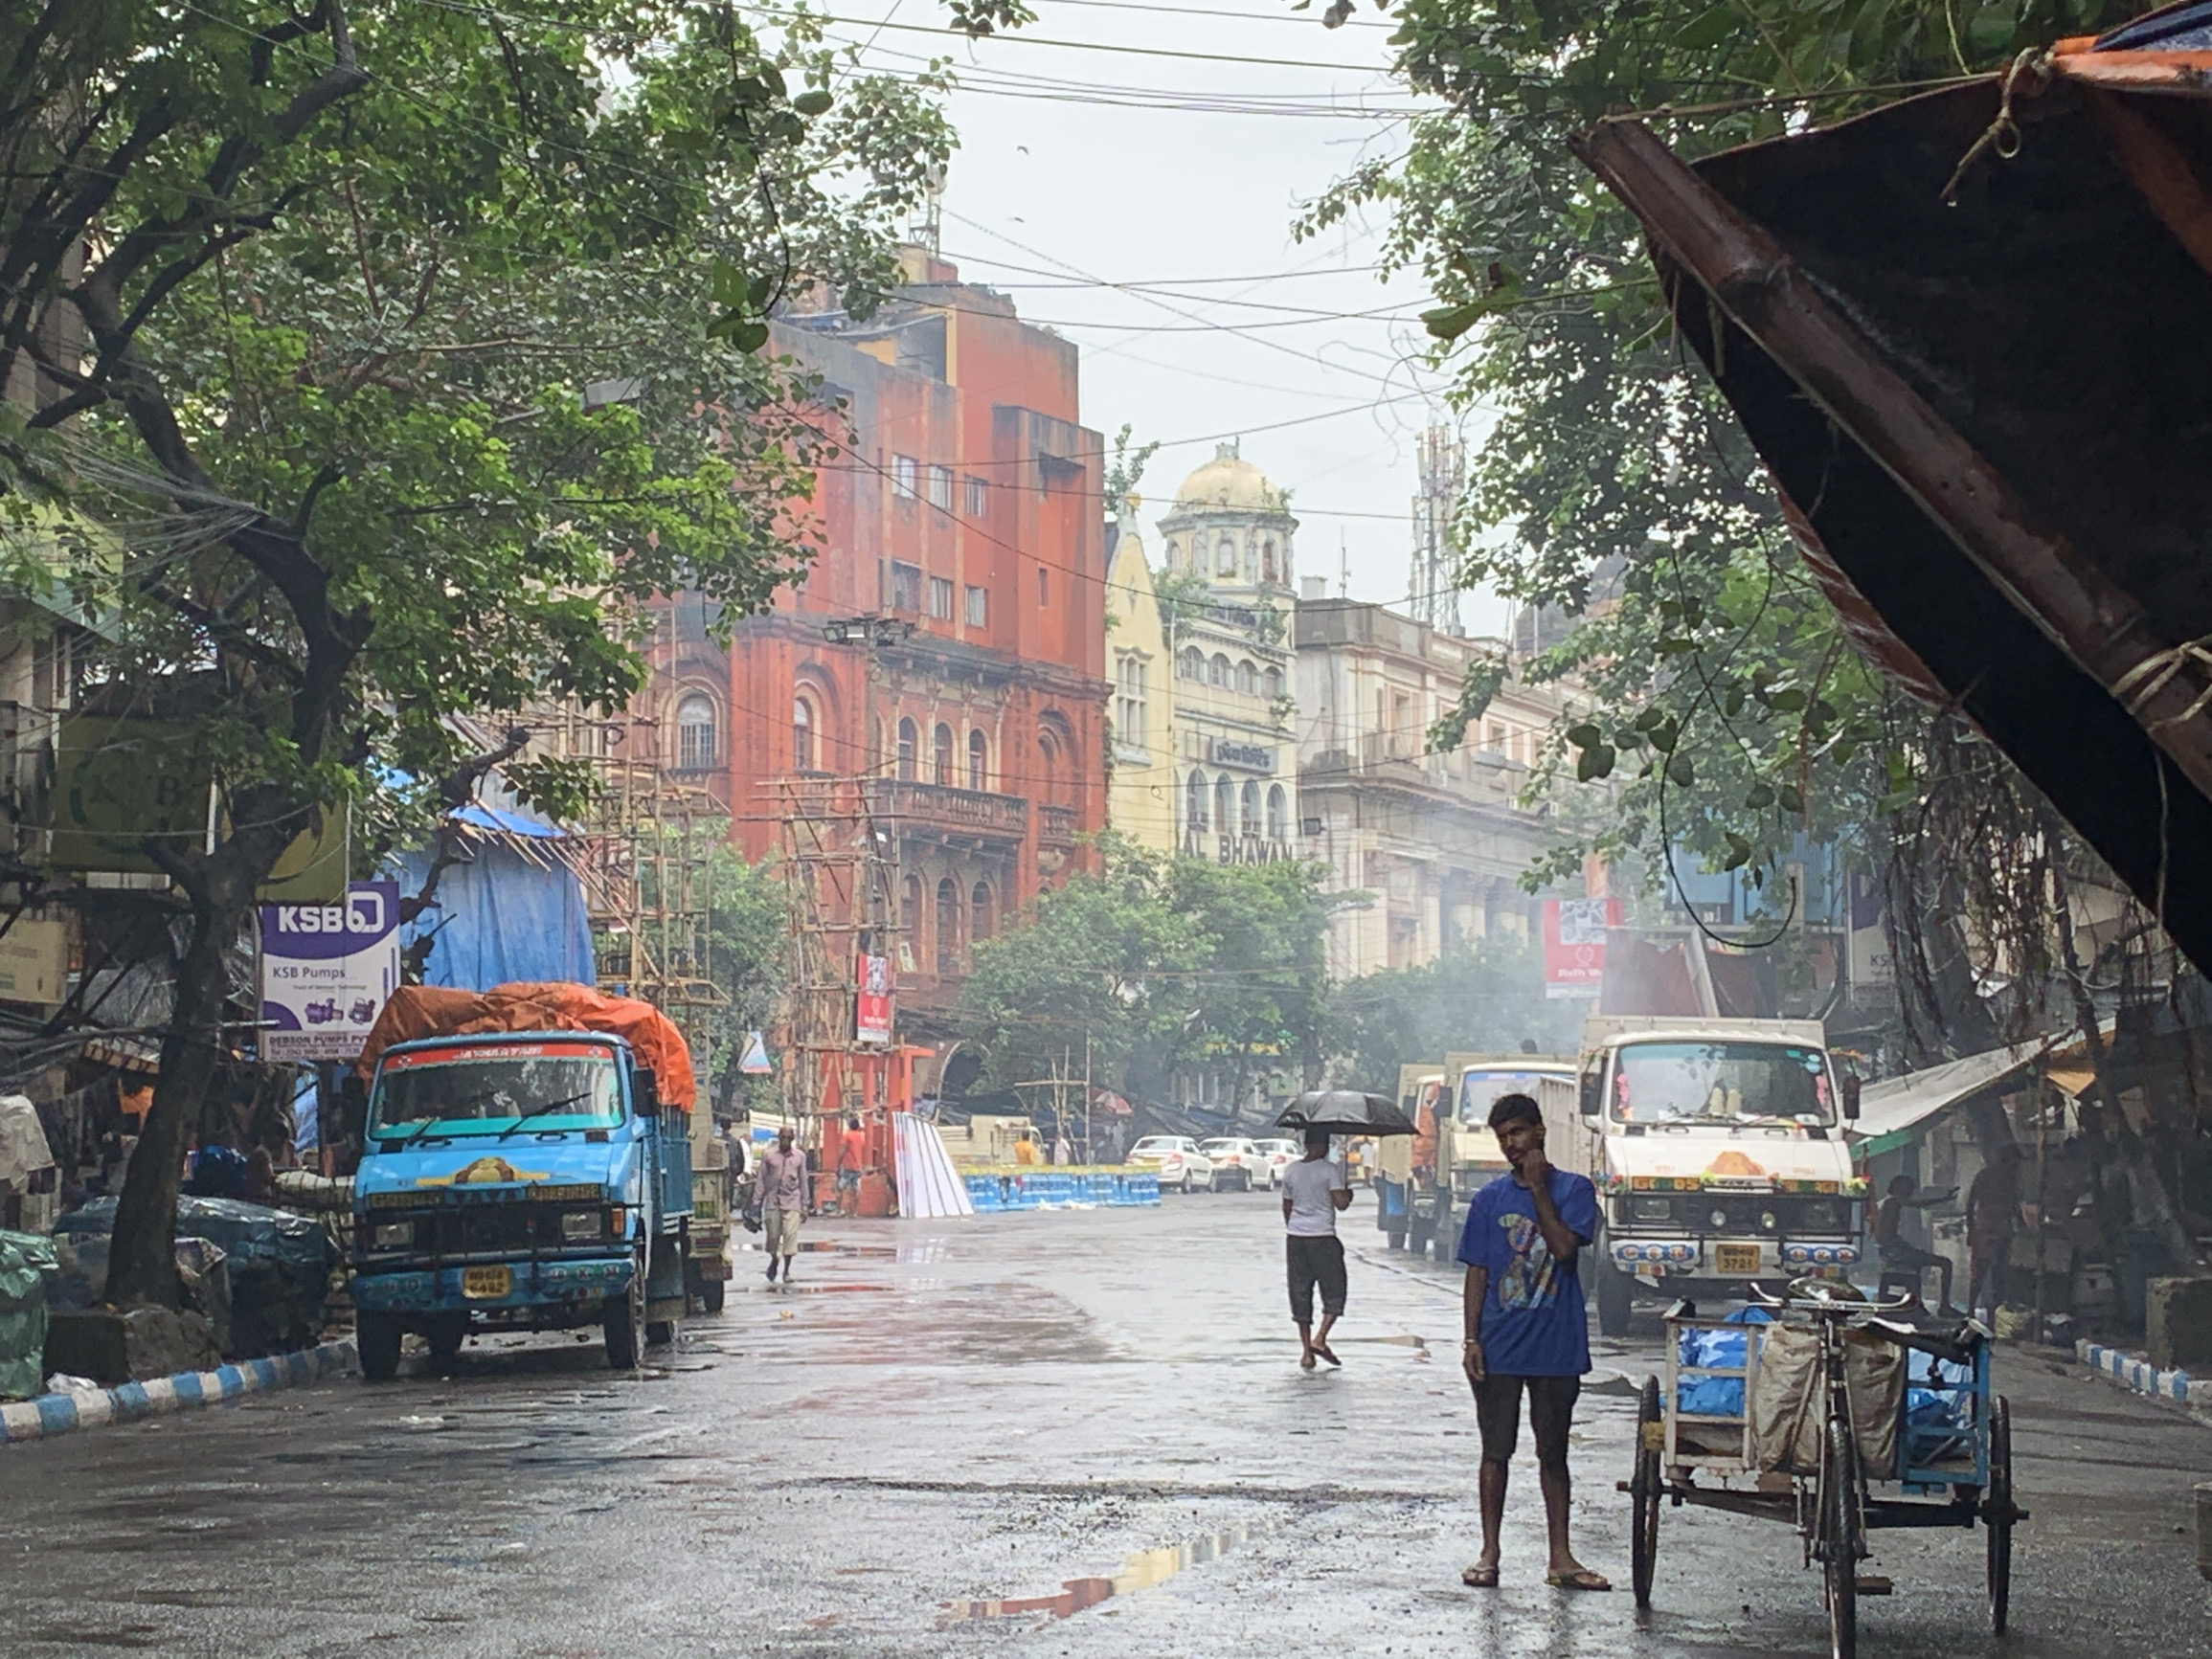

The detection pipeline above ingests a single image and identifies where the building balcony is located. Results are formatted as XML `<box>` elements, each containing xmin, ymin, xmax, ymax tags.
<box><xmin>867</xmin><ymin>778</ymin><xmax>1028</xmax><ymax>847</ymax></box>
<box><xmin>1038</xmin><ymin>802</ymin><xmax>1076</xmax><ymax>849</ymax></box>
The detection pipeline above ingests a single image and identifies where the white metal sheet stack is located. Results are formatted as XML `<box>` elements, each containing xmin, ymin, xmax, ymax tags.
<box><xmin>892</xmin><ymin>1113</ymin><xmax>975</xmax><ymax>1221</ymax></box>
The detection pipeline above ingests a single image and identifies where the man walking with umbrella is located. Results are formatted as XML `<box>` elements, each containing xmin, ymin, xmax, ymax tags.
<box><xmin>1283</xmin><ymin>1125</ymin><xmax>1353</xmax><ymax>1368</ymax></box>
<box><xmin>1457</xmin><ymin>1091</ymin><xmax>1609</xmax><ymax>1592</ymax></box>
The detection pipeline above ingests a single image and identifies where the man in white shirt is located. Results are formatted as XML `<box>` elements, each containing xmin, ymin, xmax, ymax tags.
<box><xmin>1281</xmin><ymin>1127</ymin><xmax>1353</xmax><ymax>1369</ymax></box>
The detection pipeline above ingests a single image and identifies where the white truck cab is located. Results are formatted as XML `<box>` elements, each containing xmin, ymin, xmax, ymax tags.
<box><xmin>1535</xmin><ymin>1016</ymin><xmax>1866</xmax><ymax>1334</ymax></box>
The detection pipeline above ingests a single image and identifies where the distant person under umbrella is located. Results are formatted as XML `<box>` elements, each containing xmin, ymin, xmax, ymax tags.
<box><xmin>1282</xmin><ymin>1127</ymin><xmax>1353</xmax><ymax>1369</ymax></box>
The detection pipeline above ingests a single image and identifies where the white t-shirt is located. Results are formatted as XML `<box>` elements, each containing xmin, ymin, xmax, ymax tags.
<box><xmin>1282</xmin><ymin>1155</ymin><xmax>1349</xmax><ymax>1238</ymax></box>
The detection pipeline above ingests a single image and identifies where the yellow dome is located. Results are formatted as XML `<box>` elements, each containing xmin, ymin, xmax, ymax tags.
<box><xmin>1173</xmin><ymin>442</ymin><xmax>1283</xmax><ymax>512</ymax></box>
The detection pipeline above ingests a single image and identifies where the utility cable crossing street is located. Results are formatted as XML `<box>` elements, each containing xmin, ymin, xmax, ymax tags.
<box><xmin>2</xmin><ymin>1196</ymin><xmax>2205</xmax><ymax>1657</ymax></box>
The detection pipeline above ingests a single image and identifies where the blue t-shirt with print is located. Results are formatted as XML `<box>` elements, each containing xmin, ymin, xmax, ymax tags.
<box><xmin>1455</xmin><ymin>1167</ymin><xmax>1600</xmax><ymax>1377</ymax></box>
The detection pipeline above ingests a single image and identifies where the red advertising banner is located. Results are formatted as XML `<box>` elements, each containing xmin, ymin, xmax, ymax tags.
<box><xmin>1543</xmin><ymin>897</ymin><xmax>1621</xmax><ymax>1000</ymax></box>
<box><xmin>854</xmin><ymin>953</ymin><xmax>892</xmax><ymax>1045</ymax></box>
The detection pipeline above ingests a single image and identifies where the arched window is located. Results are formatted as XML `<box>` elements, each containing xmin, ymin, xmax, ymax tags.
<box><xmin>1261</xmin><ymin>539</ymin><xmax>1277</xmax><ymax>584</ymax></box>
<box><xmin>901</xmin><ymin>874</ymin><xmax>921</xmax><ymax>943</ymax></box>
<box><xmin>676</xmin><ymin>694</ymin><xmax>716</xmax><ymax>772</ymax></box>
<box><xmin>935</xmin><ymin>877</ymin><xmax>961</xmax><ymax>975</ymax></box>
<box><xmin>896</xmin><ymin>718</ymin><xmax>917</xmax><ymax>781</ymax></box>
<box><xmin>1216</xmin><ymin>533</ymin><xmax>1238</xmax><ymax>576</ymax></box>
<box><xmin>1208</xmin><ymin>653</ymin><xmax>1230</xmax><ymax>687</ymax></box>
<box><xmin>1263</xmin><ymin>665</ymin><xmax>1283</xmax><ymax>702</ymax></box>
<box><xmin>1241</xmin><ymin>779</ymin><xmax>1260</xmax><ymax>839</ymax></box>
<box><xmin>1038</xmin><ymin>732</ymin><xmax>1058</xmax><ymax>802</ymax></box>
<box><xmin>970</xmin><ymin>880</ymin><xmax>994</xmax><ymax>942</ymax></box>
<box><xmin>1178</xmin><ymin>646</ymin><xmax>1204</xmax><ymax>681</ymax></box>
<box><xmin>1267</xmin><ymin>784</ymin><xmax>1288</xmax><ymax>841</ymax></box>
<box><xmin>933</xmin><ymin>722</ymin><xmax>954</xmax><ymax>786</ymax></box>
<box><xmin>1166</xmin><ymin>537</ymin><xmax>1182</xmax><ymax>570</ymax></box>
<box><xmin>1235</xmin><ymin>660</ymin><xmax>1257</xmax><ymax>696</ymax></box>
<box><xmin>967</xmin><ymin>729</ymin><xmax>988</xmax><ymax>792</ymax></box>
<box><xmin>1187</xmin><ymin>769</ymin><xmax>1208</xmax><ymax>832</ymax></box>
<box><xmin>791</xmin><ymin>694</ymin><xmax>815</xmax><ymax>772</ymax></box>
<box><xmin>1213</xmin><ymin>777</ymin><xmax>1234</xmax><ymax>838</ymax></box>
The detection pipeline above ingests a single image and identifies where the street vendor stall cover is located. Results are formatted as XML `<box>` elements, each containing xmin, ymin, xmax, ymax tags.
<box><xmin>1572</xmin><ymin>0</ymin><xmax>2212</xmax><ymax>972</ymax></box>
<box><xmin>354</xmin><ymin>982</ymin><xmax>696</xmax><ymax>1110</ymax></box>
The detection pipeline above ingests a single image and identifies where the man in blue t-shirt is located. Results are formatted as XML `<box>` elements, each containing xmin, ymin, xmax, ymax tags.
<box><xmin>1456</xmin><ymin>1091</ymin><xmax>1609</xmax><ymax>1592</ymax></box>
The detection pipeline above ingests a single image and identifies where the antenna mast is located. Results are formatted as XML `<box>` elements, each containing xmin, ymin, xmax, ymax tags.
<box><xmin>1410</xmin><ymin>424</ymin><xmax>1465</xmax><ymax>635</ymax></box>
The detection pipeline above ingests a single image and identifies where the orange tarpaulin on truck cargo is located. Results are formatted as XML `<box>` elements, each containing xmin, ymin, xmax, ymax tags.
<box><xmin>353</xmin><ymin>982</ymin><xmax>696</xmax><ymax>1110</ymax></box>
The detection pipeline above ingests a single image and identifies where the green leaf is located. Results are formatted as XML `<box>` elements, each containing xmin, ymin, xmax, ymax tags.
<box><xmin>1674</xmin><ymin>3</ymin><xmax>1743</xmax><ymax>49</ymax></box>
<box><xmin>1721</xmin><ymin>832</ymin><xmax>1751</xmax><ymax>871</ymax></box>
<box><xmin>1647</xmin><ymin>718</ymin><xmax>1680</xmax><ymax>754</ymax></box>
<box><xmin>1421</xmin><ymin>302</ymin><xmax>1491</xmax><ymax>342</ymax></box>
<box><xmin>1723</xmin><ymin>683</ymin><xmax>1747</xmax><ymax>717</ymax></box>
<box><xmin>1665</xmin><ymin>752</ymin><xmax>1695</xmax><ymax>787</ymax></box>
<box><xmin>1745</xmin><ymin>782</ymin><xmax>1775</xmax><ymax>810</ymax></box>
<box><xmin>1576</xmin><ymin>743</ymin><xmax>1616</xmax><ymax>782</ymax></box>
<box><xmin>1768</xmin><ymin>686</ymin><xmax>1808</xmax><ymax>713</ymax></box>
<box><xmin>792</xmin><ymin>89</ymin><xmax>833</xmax><ymax>116</ymax></box>
<box><xmin>1777</xmin><ymin>782</ymin><xmax>1805</xmax><ymax>814</ymax></box>
<box><xmin>1566</xmin><ymin>721</ymin><xmax>1601</xmax><ymax>749</ymax></box>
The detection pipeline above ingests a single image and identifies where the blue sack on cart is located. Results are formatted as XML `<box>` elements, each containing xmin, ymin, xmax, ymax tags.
<box><xmin>1903</xmin><ymin>1350</ymin><xmax>1976</xmax><ymax>1465</ymax></box>
<box><xmin>1675</xmin><ymin>1307</ymin><xmax>1773</xmax><ymax>1417</ymax></box>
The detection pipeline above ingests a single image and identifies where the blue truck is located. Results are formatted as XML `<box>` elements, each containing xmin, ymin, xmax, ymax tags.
<box><xmin>348</xmin><ymin>996</ymin><xmax>694</xmax><ymax>1379</ymax></box>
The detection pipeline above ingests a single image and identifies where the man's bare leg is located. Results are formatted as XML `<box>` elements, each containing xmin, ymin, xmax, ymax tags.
<box><xmin>1295</xmin><ymin>1321</ymin><xmax>1316</xmax><ymax>1369</ymax></box>
<box><xmin>1475</xmin><ymin>1458</ymin><xmax>1507</xmax><ymax>1575</ymax></box>
<box><xmin>1539</xmin><ymin>1462</ymin><xmax>1591</xmax><ymax>1579</ymax></box>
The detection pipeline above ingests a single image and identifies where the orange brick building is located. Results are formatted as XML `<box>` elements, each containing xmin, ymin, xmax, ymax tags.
<box><xmin>643</xmin><ymin>252</ymin><xmax>1110</xmax><ymax>1039</ymax></box>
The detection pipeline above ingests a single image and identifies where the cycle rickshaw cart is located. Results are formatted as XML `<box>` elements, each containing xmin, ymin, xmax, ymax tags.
<box><xmin>1626</xmin><ymin>1285</ymin><xmax>2023</xmax><ymax>1659</ymax></box>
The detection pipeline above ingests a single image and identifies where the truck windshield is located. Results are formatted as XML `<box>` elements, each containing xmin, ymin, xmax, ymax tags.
<box><xmin>370</xmin><ymin>1042</ymin><xmax>622</xmax><ymax>1141</ymax></box>
<box><xmin>1456</xmin><ymin>1068</ymin><xmax>1564</xmax><ymax>1124</ymax></box>
<box><xmin>1611</xmin><ymin>1042</ymin><xmax>1834</xmax><ymax>1127</ymax></box>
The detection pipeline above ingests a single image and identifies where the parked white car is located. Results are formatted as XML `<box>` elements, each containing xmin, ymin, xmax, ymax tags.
<box><xmin>1127</xmin><ymin>1135</ymin><xmax>1214</xmax><ymax>1195</ymax></box>
<box><xmin>1199</xmin><ymin>1137</ymin><xmax>1266</xmax><ymax>1193</ymax></box>
<box><xmin>1251</xmin><ymin>1138</ymin><xmax>1301</xmax><ymax>1190</ymax></box>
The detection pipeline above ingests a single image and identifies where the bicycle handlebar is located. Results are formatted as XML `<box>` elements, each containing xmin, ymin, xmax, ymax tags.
<box><xmin>1747</xmin><ymin>1283</ymin><xmax>1920</xmax><ymax>1315</ymax></box>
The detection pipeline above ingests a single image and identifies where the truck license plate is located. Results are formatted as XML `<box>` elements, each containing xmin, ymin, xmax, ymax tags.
<box><xmin>1715</xmin><ymin>1244</ymin><xmax>1760</xmax><ymax>1276</ymax></box>
<box><xmin>462</xmin><ymin>1266</ymin><xmax>512</xmax><ymax>1299</ymax></box>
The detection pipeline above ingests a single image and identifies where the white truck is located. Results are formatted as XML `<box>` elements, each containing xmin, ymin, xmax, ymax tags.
<box><xmin>1532</xmin><ymin>1016</ymin><xmax>1866</xmax><ymax>1335</ymax></box>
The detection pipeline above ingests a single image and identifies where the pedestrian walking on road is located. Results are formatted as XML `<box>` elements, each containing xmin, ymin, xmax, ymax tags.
<box><xmin>833</xmin><ymin>1116</ymin><xmax>867</xmax><ymax>1217</ymax></box>
<box><xmin>1283</xmin><ymin>1127</ymin><xmax>1352</xmax><ymax>1370</ymax></box>
<box><xmin>759</xmin><ymin>1124</ymin><xmax>808</xmax><ymax>1284</ymax></box>
<box><xmin>1967</xmin><ymin>1141</ymin><xmax>2022</xmax><ymax>1316</ymax></box>
<box><xmin>1457</xmin><ymin>1092</ymin><xmax>1610</xmax><ymax>1592</ymax></box>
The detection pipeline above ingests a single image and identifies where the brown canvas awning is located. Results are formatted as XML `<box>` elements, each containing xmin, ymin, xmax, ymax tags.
<box><xmin>1573</xmin><ymin>12</ymin><xmax>2212</xmax><ymax>969</ymax></box>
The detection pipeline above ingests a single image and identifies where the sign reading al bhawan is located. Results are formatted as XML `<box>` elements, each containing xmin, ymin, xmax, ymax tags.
<box><xmin>259</xmin><ymin>882</ymin><xmax>401</xmax><ymax>1062</ymax></box>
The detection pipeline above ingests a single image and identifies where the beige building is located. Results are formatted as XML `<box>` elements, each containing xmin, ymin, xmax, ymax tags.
<box><xmin>1156</xmin><ymin>444</ymin><xmax>1298</xmax><ymax>863</ymax></box>
<box><xmin>1295</xmin><ymin>594</ymin><xmax>1576</xmax><ymax>978</ymax></box>
<box><xmin>1104</xmin><ymin>511</ymin><xmax>1178</xmax><ymax>854</ymax></box>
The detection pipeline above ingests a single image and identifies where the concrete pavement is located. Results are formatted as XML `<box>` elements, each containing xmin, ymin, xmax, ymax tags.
<box><xmin>0</xmin><ymin>1190</ymin><xmax>2207</xmax><ymax>1656</ymax></box>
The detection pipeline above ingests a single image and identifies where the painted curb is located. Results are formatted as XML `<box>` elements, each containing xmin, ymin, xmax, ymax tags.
<box><xmin>2076</xmin><ymin>1337</ymin><xmax>2212</xmax><ymax>1411</ymax></box>
<box><xmin>0</xmin><ymin>1338</ymin><xmax>357</xmax><ymax>1446</ymax></box>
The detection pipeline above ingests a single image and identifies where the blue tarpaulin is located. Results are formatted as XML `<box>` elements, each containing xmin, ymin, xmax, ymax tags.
<box><xmin>387</xmin><ymin>831</ymin><xmax>593</xmax><ymax>993</ymax></box>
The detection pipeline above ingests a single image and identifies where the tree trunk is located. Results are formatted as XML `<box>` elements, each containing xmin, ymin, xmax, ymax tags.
<box><xmin>104</xmin><ymin>883</ymin><xmax>243</xmax><ymax>1308</ymax></box>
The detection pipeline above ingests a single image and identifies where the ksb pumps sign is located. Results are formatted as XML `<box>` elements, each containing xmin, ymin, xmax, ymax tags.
<box><xmin>1543</xmin><ymin>897</ymin><xmax>1621</xmax><ymax>1000</ymax></box>
<box><xmin>259</xmin><ymin>881</ymin><xmax>401</xmax><ymax>1062</ymax></box>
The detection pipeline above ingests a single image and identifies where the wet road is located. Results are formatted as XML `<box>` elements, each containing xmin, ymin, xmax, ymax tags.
<box><xmin>3</xmin><ymin>1191</ymin><xmax>2209</xmax><ymax>1656</ymax></box>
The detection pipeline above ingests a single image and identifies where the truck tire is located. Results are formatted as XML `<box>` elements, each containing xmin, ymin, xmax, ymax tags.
<box><xmin>701</xmin><ymin>1277</ymin><xmax>726</xmax><ymax>1313</ymax></box>
<box><xmin>604</xmin><ymin>1258</ymin><xmax>646</xmax><ymax>1370</ymax></box>
<box><xmin>357</xmin><ymin>1312</ymin><xmax>401</xmax><ymax>1381</ymax></box>
<box><xmin>427</xmin><ymin>1314</ymin><xmax>466</xmax><ymax>1368</ymax></box>
<box><xmin>1596</xmin><ymin>1255</ymin><xmax>1635</xmax><ymax>1337</ymax></box>
<box><xmin>645</xmin><ymin>1318</ymin><xmax>675</xmax><ymax>1347</ymax></box>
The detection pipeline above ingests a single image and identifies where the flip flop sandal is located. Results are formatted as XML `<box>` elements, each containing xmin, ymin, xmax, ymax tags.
<box><xmin>1313</xmin><ymin>1342</ymin><xmax>1342</xmax><ymax>1367</ymax></box>
<box><xmin>1546</xmin><ymin>1570</ymin><xmax>1612</xmax><ymax>1592</ymax></box>
<box><xmin>1461</xmin><ymin>1563</ymin><xmax>1500</xmax><ymax>1588</ymax></box>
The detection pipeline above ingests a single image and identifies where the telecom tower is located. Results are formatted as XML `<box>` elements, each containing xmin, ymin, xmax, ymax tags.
<box><xmin>1410</xmin><ymin>424</ymin><xmax>1466</xmax><ymax>636</ymax></box>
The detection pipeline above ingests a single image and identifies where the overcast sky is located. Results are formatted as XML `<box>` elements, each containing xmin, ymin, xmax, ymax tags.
<box><xmin>778</xmin><ymin>0</ymin><xmax>1513</xmax><ymax>636</ymax></box>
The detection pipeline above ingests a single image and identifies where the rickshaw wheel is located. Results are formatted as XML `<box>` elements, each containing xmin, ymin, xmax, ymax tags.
<box><xmin>1985</xmin><ymin>1395</ymin><xmax>2014</xmax><ymax>1635</ymax></box>
<box><xmin>1632</xmin><ymin>1375</ymin><xmax>1663</xmax><ymax>1608</ymax></box>
<box><xmin>1821</xmin><ymin>1417</ymin><xmax>1858</xmax><ymax>1659</ymax></box>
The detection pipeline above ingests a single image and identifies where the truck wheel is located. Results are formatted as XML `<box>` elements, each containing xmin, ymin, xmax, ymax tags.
<box><xmin>427</xmin><ymin>1314</ymin><xmax>466</xmax><ymax>1368</ymax></box>
<box><xmin>645</xmin><ymin>1318</ymin><xmax>675</xmax><ymax>1347</ymax></box>
<box><xmin>702</xmin><ymin>1278</ymin><xmax>726</xmax><ymax>1314</ymax></box>
<box><xmin>357</xmin><ymin>1312</ymin><xmax>401</xmax><ymax>1382</ymax></box>
<box><xmin>1387</xmin><ymin>1230</ymin><xmax>1407</xmax><ymax>1251</ymax></box>
<box><xmin>604</xmin><ymin>1259</ymin><xmax>646</xmax><ymax>1370</ymax></box>
<box><xmin>1597</xmin><ymin>1257</ymin><xmax>1635</xmax><ymax>1337</ymax></box>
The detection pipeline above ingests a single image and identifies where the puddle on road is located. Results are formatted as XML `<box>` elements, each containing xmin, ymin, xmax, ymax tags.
<box><xmin>741</xmin><ymin>1282</ymin><xmax>896</xmax><ymax>1295</ymax></box>
<box><xmin>939</xmin><ymin>1526</ymin><xmax>1252</xmax><ymax>1624</ymax></box>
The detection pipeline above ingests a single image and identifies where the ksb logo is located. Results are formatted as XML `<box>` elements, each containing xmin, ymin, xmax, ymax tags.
<box><xmin>274</xmin><ymin>890</ymin><xmax>385</xmax><ymax>935</ymax></box>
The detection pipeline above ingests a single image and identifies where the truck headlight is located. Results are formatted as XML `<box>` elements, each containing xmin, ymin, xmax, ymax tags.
<box><xmin>1631</xmin><ymin>1197</ymin><xmax>1672</xmax><ymax>1222</ymax></box>
<box><xmin>372</xmin><ymin>1221</ymin><xmax>412</xmax><ymax>1249</ymax></box>
<box><xmin>560</xmin><ymin>1209</ymin><xmax>600</xmax><ymax>1242</ymax></box>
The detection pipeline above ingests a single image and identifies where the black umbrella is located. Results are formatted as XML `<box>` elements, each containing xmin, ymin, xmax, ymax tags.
<box><xmin>1275</xmin><ymin>1089</ymin><xmax>1417</xmax><ymax>1137</ymax></box>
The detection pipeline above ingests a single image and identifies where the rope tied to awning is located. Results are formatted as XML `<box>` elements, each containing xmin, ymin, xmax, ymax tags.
<box><xmin>1940</xmin><ymin>49</ymin><xmax>2053</xmax><ymax>206</ymax></box>
<box><xmin>2110</xmin><ymin>635</ymin><xmax>2212</xmax><ymax>731</ymax></box>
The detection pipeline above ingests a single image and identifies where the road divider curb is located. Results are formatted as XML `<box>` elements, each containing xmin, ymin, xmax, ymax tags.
<box><xmin>0</xmin><ymin>1338</ymin><xmax>358</xmax><ymax>1446</ymax></box>
<box><xmin>2077</xmin><ymin>1337</ymin><xmax>2212</xmax><ymax>1414</ymax></box>
<box><xmin>963</xmin><ymin>1170</ymin><xmax>1161</xmax><ymax>1212</ymax></box>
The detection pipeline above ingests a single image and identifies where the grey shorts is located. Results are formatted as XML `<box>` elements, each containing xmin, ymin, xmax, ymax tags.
<box><xmin>763</xmin><ymin>1207</ymin><xmax>802</xmax><ymax>1256</ymax></box>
